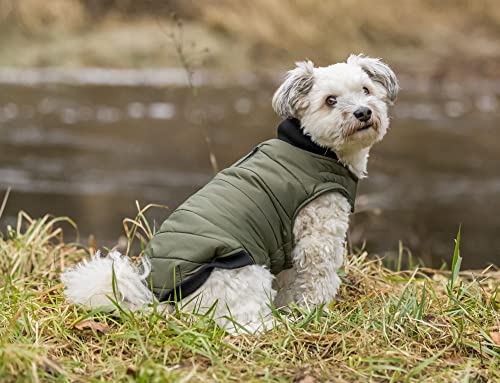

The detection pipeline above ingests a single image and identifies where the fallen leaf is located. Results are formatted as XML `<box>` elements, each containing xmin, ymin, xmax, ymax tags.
<box><xmin>74</xmin><ymin>319</ymin><xmax>110</xmax><ymax>334</ymax></box>
<box><xmin>490</xmin><ymin>331</ymin><xmax>500</xmax><ymax>345</ymax></box>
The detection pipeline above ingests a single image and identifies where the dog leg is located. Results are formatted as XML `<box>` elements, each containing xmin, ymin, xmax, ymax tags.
<box><xmin>273</xmin><ymin>268</ymin><xmax>298</xmax><ymax>309</ymax></box>
<box><xmin>180</xmin><ymin>265</ymin><xmax>276</xmax><ymax>334</ymax></box>
<box><xmin>285</xmin><ymin>192</ymin><xmax>351</xmax><ymax>306</ymax></box>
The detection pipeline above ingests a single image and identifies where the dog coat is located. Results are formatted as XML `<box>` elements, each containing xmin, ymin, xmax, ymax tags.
<box><xmin>146</xmin><ymin>118</ymin><xmax>358</xmax><ymax>302</ymax></box>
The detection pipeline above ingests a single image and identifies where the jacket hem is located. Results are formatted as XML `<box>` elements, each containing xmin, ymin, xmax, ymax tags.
<box><xmin>154</xmin><ymin>250</ymin><xmax>255</xmax><ymax>302</ymax></box>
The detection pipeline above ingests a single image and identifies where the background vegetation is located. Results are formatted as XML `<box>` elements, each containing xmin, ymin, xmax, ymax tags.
<box><xmin>0</xmin><ymin>0</ymin><xmax>499</xmax><ymax>79</ymax></box>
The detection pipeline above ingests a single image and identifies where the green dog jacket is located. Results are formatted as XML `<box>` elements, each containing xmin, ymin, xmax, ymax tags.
<box><xmin>145</xmin><ymin>118</ymin><xmax>358</xmax><ymax>302</ymax></box>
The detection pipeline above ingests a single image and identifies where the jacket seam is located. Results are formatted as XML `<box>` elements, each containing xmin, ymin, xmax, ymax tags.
<box><xmin>268</xmin><ymin>139</ymin><xmax>358</xmax><ymax>182</ymax></box>
<box><xmin>151</xmin><ymin>229</ymin><xmax>236</xmax><ymax>249</ymax></box>
<box><xmin>259</xmin><ymin>149</ymin><xmax>308</xmax><ymax>194</ymax></box>
<box><xmin>292</xmin><ymin>186</ymin><xmax>352</xmax><ymax>228</ymax></box>
<box><xmin>171</xmin><ymin>207</ymin><xmax>268</xmax><ymax>256</ymax></box>
<box><xmin>149</xmin><ymin>247</ymin><xmax>249</xmax><ymax>266</ymax></box>
<box><xmin>216</xmin><ymin>178</ymin><xmax>282</xmax><ymax>249</ymax></box>
<box><xmin>238</xmin><ymin>165</ymin><xmax>291</xmax><ymax>221</ymax></box>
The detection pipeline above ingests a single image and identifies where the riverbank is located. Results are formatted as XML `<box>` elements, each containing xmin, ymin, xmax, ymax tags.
<box><xmin>0</xmin><ymin>0</ymin><xmax>499</xmax><ymax>82</ymax></box>
<box><xmin>0</xmin><ymin>211</ymin><xmax>498</xmax><ymax>382</ymax></box>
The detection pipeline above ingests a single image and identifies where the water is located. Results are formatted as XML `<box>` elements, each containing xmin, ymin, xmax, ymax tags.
<box><xmin>0</xmin><ymin>71</ymin><xmax>499</xmax><ymax>269</ymax></box>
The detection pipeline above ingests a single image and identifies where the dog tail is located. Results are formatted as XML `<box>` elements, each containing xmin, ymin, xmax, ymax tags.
<box><xmin>61</xmin><ymin>251</ymin><xmax>155</xmax><ymax>311</ymax></box>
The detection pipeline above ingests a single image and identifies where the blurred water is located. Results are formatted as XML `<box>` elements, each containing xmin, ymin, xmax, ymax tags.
<box><xmin>0</xmin><ymin>73</ymin><xmax>499</xmax><ymax>268</ymax></box>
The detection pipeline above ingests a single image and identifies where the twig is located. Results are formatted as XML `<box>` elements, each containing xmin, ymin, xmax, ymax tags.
<box><xmin>157</xmin><ymin>13</ymin><xmax>219</xmax><ymax>174</ymax></box>
<box><xmin>0</xmin><ymin>187</ymin><xmax>11</xmax><ymax>220</ymax></box>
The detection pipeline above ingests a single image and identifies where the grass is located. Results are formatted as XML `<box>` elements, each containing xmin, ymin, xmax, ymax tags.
<box><xmin>0</xmin><ymin>204</ymin><xmax>499</xmax><ymax>383</ymax></box>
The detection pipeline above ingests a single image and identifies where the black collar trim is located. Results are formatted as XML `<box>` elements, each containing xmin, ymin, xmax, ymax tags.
<box><xmin>277</xmin><ymin>118</ymin><xmax>339</xmax><ymax>161</ymax></box>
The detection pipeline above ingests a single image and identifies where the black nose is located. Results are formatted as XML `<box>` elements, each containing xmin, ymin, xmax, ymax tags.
<box><xmin>353</xmin><ymin>107</ymin><xmax>372</xmax><ymax>122</ymax></box>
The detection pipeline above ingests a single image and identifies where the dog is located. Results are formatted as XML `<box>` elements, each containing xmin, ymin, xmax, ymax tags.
<box><xmin>62</xmin><ymin>54</ymin><xmax>398</xmax><ymax>333</ymax></box>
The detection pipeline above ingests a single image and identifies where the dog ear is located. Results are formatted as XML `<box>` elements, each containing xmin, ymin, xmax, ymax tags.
<box><xmin>272</xmin><ymin>61</ymin><xmax>315</xmax><ymax>119</ymax></box>
<box><xmin>347</xmin><ymin>54</ymin><xmax>399</xmax><ymax>104</ymax></box>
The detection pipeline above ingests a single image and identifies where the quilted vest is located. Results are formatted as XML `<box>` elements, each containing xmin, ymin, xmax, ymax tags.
<box><xmin>145</xmin><ymin>118</ymin><xmax>358</xmax><ymax>302</ymax></box>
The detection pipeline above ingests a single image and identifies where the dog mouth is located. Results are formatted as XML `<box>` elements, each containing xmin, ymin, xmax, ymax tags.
<box><xmin>356</xmin><ymin>123</ymin><xmax>373</xmax><ymax>132</ymax></box>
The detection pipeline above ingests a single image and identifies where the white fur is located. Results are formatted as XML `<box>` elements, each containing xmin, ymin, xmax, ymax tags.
<box><xmin>275</xmin><ymin>193</ymin><xmax>351</xmax><ymax>306</ymax></box>
<box><xmin>273</xmin><ymin>55</ymin><xmax>398</xmax><ymax>178</ymax></box>
<box><xmin>181</xmin><ymin>265</ymin><xmax>276</xmax><ymax>333</ymax></box>
<box><xmin>299</xmin><ymin>62</ymin><xmax>390</xmax><ymax>177</ymax></box>
<box><xmin>62</xmin><ymin>252</ymin><xmax>275</xmax><ymax>333</ymax></box>
<box><xmin>61</xmin><ymin>251</ymin><xmax>154</xmax><ymax>310</ymax></box>
<box><xmin>62</xmin><ymin>54</ymin><xmax>397</xmax><ymax>333</ymax></box>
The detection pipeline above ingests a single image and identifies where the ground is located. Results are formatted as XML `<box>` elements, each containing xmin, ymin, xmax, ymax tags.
<box><xmin>0</xmin><ymin>210</ymin><xmax>498</xmax><ymax>382</ymax></box>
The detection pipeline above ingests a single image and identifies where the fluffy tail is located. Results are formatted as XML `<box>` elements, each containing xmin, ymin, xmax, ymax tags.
<box><xmin>61</xmin><ymin>251</ymin><xmax>155</xmax><ymax>311</ymax></box>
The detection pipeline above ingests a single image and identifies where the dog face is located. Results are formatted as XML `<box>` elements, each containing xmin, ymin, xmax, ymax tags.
<box><xmin>272</xmin><ymin>54</ymin><xmax>399</xmax><ymax>153</ymax></box>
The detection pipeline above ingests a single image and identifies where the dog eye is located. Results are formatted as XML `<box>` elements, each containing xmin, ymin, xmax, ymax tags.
<box><xmin>325</xmin><ymin>96</ymin><xmax>337</xmax><ymax>106</ymax></box>
<box><xmin>363</xmin><ymin>87</ymin><xmax>370</xmax><ymax>95</ymax></box>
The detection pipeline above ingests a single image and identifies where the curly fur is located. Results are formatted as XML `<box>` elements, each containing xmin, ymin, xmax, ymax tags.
<box><xmin>62</xmin><ymin>54</ymin><xmax>398</xmax><ymax>333</ymax></box>
<box><xmin>276</xmin><ymin>193</ymin><xmax>351</xmax><ymax>306</ymax></box>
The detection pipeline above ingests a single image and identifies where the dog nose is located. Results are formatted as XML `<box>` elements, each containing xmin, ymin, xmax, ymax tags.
<box><xmin>353</xmin><ymin>107</ymin><xmax>372</xmax><ymax>122</ymax></box>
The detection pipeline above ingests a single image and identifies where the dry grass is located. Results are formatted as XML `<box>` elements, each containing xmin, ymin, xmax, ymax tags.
<box><xmin>0</xmin><ymin>0</ymin><xmax>499</xmax><ymax>77</ymax></box>
<box><xmin>198</xmin><ymin>0</ymin><xmax>500</xmax><ymax>65</ymax></box>
<box><xmin>0</xmin><ymin>203</ymin><xmax>499</xmax><ymax>382</ymax></box>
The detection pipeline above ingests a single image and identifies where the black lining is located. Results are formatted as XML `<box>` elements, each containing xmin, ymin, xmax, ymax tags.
<box><xmin>150</xmin><ymin>256</ymin><xmax>206</xmax><ymax>264</ymax></box>
<box><xmin>277</xmin><ymin>118</ymin><xmax>359</xmax><ymax>183</ymax></box>
<box><xmin>155</xmin><ymin>250</ymin><xmax>254</xmax><ymax>302</ymax></box>
<box><xmin>277</xmin><ymin>118</ymin><xmax>340</xmax><ymax>161</ymax></box>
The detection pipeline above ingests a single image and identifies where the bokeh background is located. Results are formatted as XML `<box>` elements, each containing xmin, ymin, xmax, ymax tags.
<box><xmin>0</xmin><ymin>0</ymin><xmax>499</xmax><ymax>268</ymax></box>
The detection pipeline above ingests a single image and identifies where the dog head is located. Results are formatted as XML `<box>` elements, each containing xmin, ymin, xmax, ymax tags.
<box><xmin>272</xmin><ymin>54</ymin><xmax>398</xmax><ymax>155</ymax></box>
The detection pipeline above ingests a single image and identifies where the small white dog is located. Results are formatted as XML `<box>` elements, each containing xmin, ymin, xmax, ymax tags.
<box><xmin>62</xmin><ymin>54</ymin><xmax>398</xmax><ymax>333</ymax></box>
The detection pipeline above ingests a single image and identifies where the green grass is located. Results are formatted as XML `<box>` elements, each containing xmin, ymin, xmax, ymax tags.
<box><xmin>0</xmin><ymin>211</ymin><xmax>499</xmax><ymax>382</ymax></box>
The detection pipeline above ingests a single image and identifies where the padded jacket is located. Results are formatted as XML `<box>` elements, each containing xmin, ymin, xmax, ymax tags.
<box><xmin>145</xmin><ymin>118</ymin><xmax>358</xmax><ymax>302</ymax></box>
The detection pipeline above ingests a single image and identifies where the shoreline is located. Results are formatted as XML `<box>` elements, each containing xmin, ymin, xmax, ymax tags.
<box><xmin>0</xmin><ymin>67</ymin><xmax>499</xmax><ymax>97</ymax></box>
